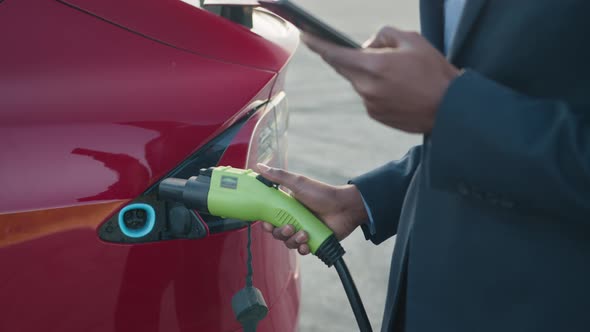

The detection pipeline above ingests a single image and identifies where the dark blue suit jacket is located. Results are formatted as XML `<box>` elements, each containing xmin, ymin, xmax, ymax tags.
<box><xmin>351</xmin><ymin>1</ymin><xmax>590</xmax><ymax>331</ymax></box>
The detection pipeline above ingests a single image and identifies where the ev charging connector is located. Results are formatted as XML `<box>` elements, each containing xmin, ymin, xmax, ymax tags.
<box><xmin>159</xmin><ymin>166</ymin><xmax>372</xmax><ymax>332</ymax></box>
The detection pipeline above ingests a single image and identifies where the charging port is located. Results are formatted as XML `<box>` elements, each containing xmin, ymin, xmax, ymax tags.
<box><xmin>118</xmin><ymin>203</ymin><xmax>156</xmax><ymax>238</ymax></box>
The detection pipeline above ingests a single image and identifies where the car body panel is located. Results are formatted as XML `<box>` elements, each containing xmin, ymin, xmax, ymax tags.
<box><xmin>0</xmin><ymin>0</ymin><xmax>276</xmax><ymax>213</ymax></box>
<box><xmin>0</xmin><ymin>207</ymin><xmax>298</xmax><ymax>332</ymax></box>
<box><xmin>0</xmin><ymin>0</ymin><xmax>300</xmax><ymax>331</ymax></box>
<box><xmin>59</xmin><ymin>0</ymin><xmax>296</xmax><ymax>72</ymax></box>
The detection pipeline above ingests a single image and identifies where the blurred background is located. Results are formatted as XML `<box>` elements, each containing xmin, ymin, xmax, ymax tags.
<box><xmin>284</xmin><ymin>0</ymin><xmax>421</xmax><ymax>330</ymax></box>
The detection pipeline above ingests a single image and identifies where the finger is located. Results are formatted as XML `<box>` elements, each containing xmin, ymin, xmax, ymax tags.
<box><xmin>298</xmin><ymin>244</ymin><xmax>311</xmax><ymax>256</ymax></box>
<box><xmin>364</xmin><ymin>101</ymin><xmax>392</xmax><ymax>125</ymax></box>
<box><xmin>262</xmin><ymin>222</ymin><xmax>274</xmax><ymax>233</ymax></box>
<box><xmin>330</xmin><ymin>63</ymin><xmax>366</xmax><ymax>83</ymax></box>
<box><xmin>363</xmin><ymin>26</ymin><xmax>406</xmax><ymax>49</ymax></box>
<box><xmin>257</xmin><ymin>163</ymin><xmax>334</xmax><ymax>212</ymax></box>
<box><xmin>272</xmin><ymin>225</ymin><xmax>295</xmax><ymax>241</ymax></box>
<box><xmin>257</xmin><ymin>164</ymin><xmax>306</xmax><ymax>195</ymax></box>
<box><xmin>284</xmin><ymin>230</ymin><xmax>308</xmax><ymax>249</ymax></box>
<box><xmin>301</xmin><ymin>33</ymin><xmax>368</xmax><ymax>72</ymax></box>
<box><xmin>362</xmin><ymin>35</ymin><xmax>376</xmax><ymax>48</ymax></box>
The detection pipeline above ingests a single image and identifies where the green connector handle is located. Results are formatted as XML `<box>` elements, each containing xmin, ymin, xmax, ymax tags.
<box><xmin>159</xmin><ymin>166</ymin><xmax>345</xmax><ymax>265</ymax></box>
<box><xmin>207</xmin><ymin>167</ymin><xmax>333</xmax><ymax>254</ymax></box>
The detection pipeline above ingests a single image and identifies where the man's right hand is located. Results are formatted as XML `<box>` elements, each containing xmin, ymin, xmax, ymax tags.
<box><xmin>256</xmin><ymin>163</ymin><xmax>369</xmax><ymax>255</ymax></box>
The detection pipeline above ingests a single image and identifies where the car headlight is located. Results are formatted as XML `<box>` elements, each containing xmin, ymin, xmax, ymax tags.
<box><xmin>247</xmin><ymin>91</ymin><xmax>288</xmax><ymax>169</ymax></box>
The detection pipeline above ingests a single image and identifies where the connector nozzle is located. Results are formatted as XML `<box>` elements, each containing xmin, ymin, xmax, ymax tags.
<box><xmin>158</xmin><ymin>176</ymin><xmax>211</xmax><ymax>212</ymax></box>
<box><xmin>159</xmin><ymin>178</ymin><xmax>188</xmax><ymax>203</ymax></box>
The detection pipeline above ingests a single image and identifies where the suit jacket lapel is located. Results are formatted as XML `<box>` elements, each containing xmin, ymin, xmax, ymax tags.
<box><xmin>446</xmin><ymin>0</ymin><xmax>488</xmax><ymax>61</ymax></box>
<box><xmin>420</xmin><ymin>0</ymin><xmax>444</xmax><ymax>52</ymax></box>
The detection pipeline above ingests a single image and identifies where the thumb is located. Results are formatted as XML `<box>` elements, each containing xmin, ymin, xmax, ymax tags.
<box><xmin>363</xmin><ymin>26</ymin><xmax>406</xmax><ymax>49</ymax></box>
<box><xmin>256</xmin><ymin>164</ymin><xmax>305</xmax><ymax>195</ymax></box>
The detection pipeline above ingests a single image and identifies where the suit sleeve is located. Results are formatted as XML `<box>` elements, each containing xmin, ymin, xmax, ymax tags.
<box><xmin>429</xmin><ymin>70</ymin><xmax>590</xmax><ymax>220</ymax></box>
<box><xmin>350</xmin><ymin>145</ymin><xmax>422</xmax><ymax>245</ymax></box>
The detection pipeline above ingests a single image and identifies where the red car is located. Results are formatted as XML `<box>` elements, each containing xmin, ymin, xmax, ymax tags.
<box><xmin>0</xmin><ymin>0</ymin><xmax>300</xmax><ymax>331</ymax></box>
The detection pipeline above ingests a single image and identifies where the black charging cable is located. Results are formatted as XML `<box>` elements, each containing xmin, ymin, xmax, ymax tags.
<box><xmin>315</xmin><ymin>235</ymin><xmax>372</xmax><ymax>332</ymax></box>
<box><xmin>334</xmin><ymin>258</ymin><xmax>372</xmax><ymax>332</ymax></box>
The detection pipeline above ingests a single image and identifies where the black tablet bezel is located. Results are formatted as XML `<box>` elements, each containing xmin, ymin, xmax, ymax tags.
<box><xmin>258</xmin><ymin>0</ymin><xmax>361</xmax><ymax>48</ymax></box>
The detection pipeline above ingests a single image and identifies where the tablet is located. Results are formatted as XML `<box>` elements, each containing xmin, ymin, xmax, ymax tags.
<box><xmin>258</xmin><ymin>0</ymin><xmax>361</xmax><ymax>48</ymax></box>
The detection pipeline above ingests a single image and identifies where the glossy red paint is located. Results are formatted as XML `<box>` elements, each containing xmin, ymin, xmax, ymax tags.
<box><xmin>0</xmin><ymin>0</ymin><xmax>300</xmax><ymax>331</ymax></box>
<box><xmin>0</xmin><ymin>215</ymin><xmax>299</xmax><ymax>332</ymax></box>
<box><xmin>61</xmin><ymin>0</ymin><xmax>298</xmax><ymax>72</ymax></box>
<box><xmin>0</xmin><ymin>201</ymin><xmax>125</xmax><ymax>248</ymax></box>
<box><xmin>1</xmin><ymin>0</ymin><xmax>279</xmax><ymax>213</ymax></box>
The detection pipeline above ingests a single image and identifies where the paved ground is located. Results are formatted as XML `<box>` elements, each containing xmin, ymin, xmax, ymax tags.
<box><xmin>283</xmin><ymin>1</ymin><xmax>421</xmax><ymax>331</ymax></box>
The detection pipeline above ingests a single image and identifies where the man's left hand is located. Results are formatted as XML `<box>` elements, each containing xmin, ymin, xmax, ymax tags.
<box><xmin>302</xmin><ymin>26</ymin><xmax>460</xmax><ymax>134</ymax></box>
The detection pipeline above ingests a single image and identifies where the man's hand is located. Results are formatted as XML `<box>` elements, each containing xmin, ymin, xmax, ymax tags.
<box><xmin>302</xmin><ymin>26</ymin><xmax>460</xmax><ymax>133</ymax></box>
<box><xmin>256</xmin><ymin>164</ymin><xmax>368</xmax><ymax>255</ymax></box>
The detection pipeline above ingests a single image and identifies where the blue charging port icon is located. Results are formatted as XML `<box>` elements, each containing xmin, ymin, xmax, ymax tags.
<box><xmin>118</xmin><ymin>203</ymin><xmax>156</xmax><ymax>238</ymax></box>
